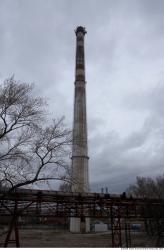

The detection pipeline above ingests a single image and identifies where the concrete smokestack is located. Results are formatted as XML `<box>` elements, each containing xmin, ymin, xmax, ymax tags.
<box><xmin>70</xmin><ymin>26</ymin><xmax>90</xmax><ymax>233</ymax></box>
<box><xmin>71</xmin><ymin>26</ymin><xmax>89</xmax><ymax>192</ymax></box>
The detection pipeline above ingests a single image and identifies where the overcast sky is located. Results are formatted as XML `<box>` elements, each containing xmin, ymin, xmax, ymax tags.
<box><xmin>1</xmin><ymin>0</ymin><xmax>164</xmax><ymax>193</ymax></box>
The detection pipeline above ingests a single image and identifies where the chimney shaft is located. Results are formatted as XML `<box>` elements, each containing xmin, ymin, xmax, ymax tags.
<box><xmin>71</xmin><ymin>26</ymin><xmax>89</xmax><ymax>192</ymax></box>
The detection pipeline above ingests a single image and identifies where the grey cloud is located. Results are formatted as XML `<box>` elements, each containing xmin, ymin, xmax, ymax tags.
<box><xmin>123</xmin><ymin>82</ymin><xmax>164</xmax><ymax>116</ymax></box>
<box><xmin>89</xmin><ymin>104</ymin><xmax>164</xmax><ymax>192</ymax></box>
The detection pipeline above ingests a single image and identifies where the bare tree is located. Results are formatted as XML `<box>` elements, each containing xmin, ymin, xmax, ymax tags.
<box><xmin>126</xmin><ymin>175</ymin><xmax>164</xmax><ymax>199</ymax></box>
<box><xmin>58</xmin><ymin>165</ymin><xmax>72</xmax><ymax>192</ymax></box>
<box><xmin>59</xmin><ymin>182</ymin><xmax>72</xmax><ymax>192</ymax></box>
<box><xmin>0</xmin><ymin>77</ymin><xmax>71</xmax><ymax>190</ymax></box>
<box><xmin>0</xmin><ymin>77</ymin><xmax>44</xmax><ymax>161</ymax></box>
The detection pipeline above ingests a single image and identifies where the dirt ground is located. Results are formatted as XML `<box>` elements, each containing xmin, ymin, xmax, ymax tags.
<box><xmin>0</xmin><ymin>229</ymin><xmax>163</xmax><ymax>247</ymax></box>
<box><xmin>21</xmin><ymin>230</ymin><xmax>112</xmax><ymax>248</ymax></box>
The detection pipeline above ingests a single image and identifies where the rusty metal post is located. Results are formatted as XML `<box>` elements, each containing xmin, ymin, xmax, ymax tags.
<box><xmin>111</xmin><ymin>205</ymin><xmax>122</xmax><ymax>247</ymax></box>
<box><xmin>124</xmin><ymin>204</ymin><xmax>132</xmax><ymax>247</ymax></box>
<box><xmin>124</xmin><ymin>222</ymin><xmax>131</xmax><ymax>247</ymax></box>
<box><xmin>4</xmin><ymin>198</ymin><xmax>20</xmax><ymax>247</ymax></box>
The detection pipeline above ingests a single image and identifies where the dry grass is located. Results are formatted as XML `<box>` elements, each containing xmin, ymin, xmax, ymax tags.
<box><xmin>0</xmin><ymin>228</ymin><xmax>164</xmax><ymax>247</ymax></box>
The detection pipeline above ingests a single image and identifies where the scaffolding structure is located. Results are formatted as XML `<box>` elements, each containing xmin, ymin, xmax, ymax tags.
<box><xmin>0</xmin><ymin>189</ymin><xmax>164</xmax><ymax>247</ymax></box>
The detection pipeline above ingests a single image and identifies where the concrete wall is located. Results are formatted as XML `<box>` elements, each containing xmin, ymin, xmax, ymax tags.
<box><xmin>94</xmin><ymin>223</ymin><xmax>108</xmax><ymax>232</ymax></box>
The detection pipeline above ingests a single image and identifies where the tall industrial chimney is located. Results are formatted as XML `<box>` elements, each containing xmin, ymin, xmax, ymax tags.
<box><xmin>70</xmin><ymin>26</ymin><xmax>90</xmax><ymax>233</ymax></box>
<box><xmin>71</xmin><ymin>26</ymin><xmax>89</xmax><ymax>192</ymax></box>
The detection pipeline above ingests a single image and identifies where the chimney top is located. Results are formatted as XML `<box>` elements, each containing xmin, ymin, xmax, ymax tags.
<box><xmin>75</xmin><ymin>26</ymin><xmax>87</xmax><ymax>35</ymax></box>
